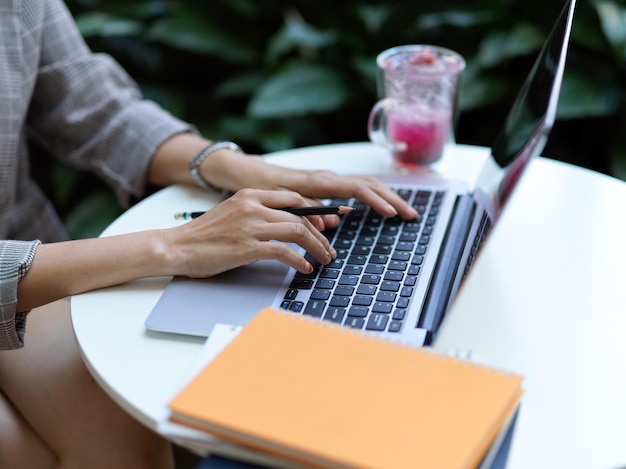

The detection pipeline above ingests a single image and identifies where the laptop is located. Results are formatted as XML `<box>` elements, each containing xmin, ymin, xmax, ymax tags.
<box><xmin>145</xmin><ymin>0</ymin><xmax>576</xmax><ymax>346</ymax></box>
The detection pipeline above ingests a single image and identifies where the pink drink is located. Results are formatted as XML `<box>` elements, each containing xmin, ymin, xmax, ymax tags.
<box><xmin>387</xmin><ymin>105</ymin><xmax>451</xmax><ymax>166</ymax></box>
<box><xmin>369</xmin><ymin>45</ymin><xmax>464</xmax><ymax>167</ymax></box>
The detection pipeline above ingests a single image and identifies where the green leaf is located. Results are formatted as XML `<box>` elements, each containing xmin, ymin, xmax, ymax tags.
<box><xmin>417</xmin><ymin>10</ymin><xmax>495</xmax><ymax>29</ymax></box>
<box><xmin>146</xmin><ymin>11</ymin><xmax>255</xmax><ymax>63</ymax></box>
<box><xmin>594</xmin><ymin>1</ymin><xmax>626</xmax><ymax>58</ymax></box>
<box><xmin>266</xmin><ymin>18</ymin><xmax>337</xmax><ymax>63</ymax></box>
<box><xmin>75</xmin><ymin>12</ymin><xmax>142</xmax><ymax>38</ymax></box>
<box><xmin>64</xmin><ymin>190</ymin><xmax>122</xmax><ymax>240</ymax></box>
<box><xmin>140</xmin><ymin>84</ymin><xmax>187</xmax><ymax>118</ymax></box>
<box><xmin>477</xmin><ymin>23</ymin><xmax>545</xmax><ymax>68</ymax></box>
<box><xmin>248</xmin><ymin>63</ymin><xmax>350</xmax><ymax>118</ymax></box>
<box><xmin>556</xmin><ymin>71</ymin><xmax>622</xmax><ymax>119</ymax></box>
<box><xmin>355</xmin><ymin>5</ymin><xmax>394</xmax><ymax>33</ymax></box>
<box><xmin>459</xmin><ymin>75</ymin><xmax>508</xmax><ymax>111</ymax></box>
<box><xmin>214</xmin><ymin>72</ymin><xmax>266</xmax><ymax>99</ymax></box>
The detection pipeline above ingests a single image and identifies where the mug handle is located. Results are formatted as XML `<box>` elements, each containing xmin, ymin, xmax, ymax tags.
<box><xmin>367</xmin><ymin>98</ymin><xmax>408</xmax><ymax>153</ymax></box>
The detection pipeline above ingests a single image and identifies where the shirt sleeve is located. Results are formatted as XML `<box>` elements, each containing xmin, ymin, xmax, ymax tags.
<box><xmin>26</xmin><ymin>0</ymin><xmax>195</xmax><ymax>208</ymax></box>
<box><xmin>0</xmin><ymin>240</ymin><xmax>40</xmax><ymax>350</ymax></box>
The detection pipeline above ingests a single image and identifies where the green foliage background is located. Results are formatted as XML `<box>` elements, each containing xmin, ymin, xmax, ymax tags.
<box><xmin>42</xmin><ymin>0</ymin><xmax>626</xmax><ymax>238</ymax></box>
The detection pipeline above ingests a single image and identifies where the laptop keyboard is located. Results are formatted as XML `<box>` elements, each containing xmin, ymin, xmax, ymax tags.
<box><xmin>278</xmin><ymin>187</ymin><xmax>446</xmax><ymax>334</ymax></box>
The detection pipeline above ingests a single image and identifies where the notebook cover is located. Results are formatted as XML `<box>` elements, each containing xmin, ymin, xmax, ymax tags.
<box><xmin>169</xmin><ymin>307</ymin><xmax>523</xmax><ymax>469</ymax></box>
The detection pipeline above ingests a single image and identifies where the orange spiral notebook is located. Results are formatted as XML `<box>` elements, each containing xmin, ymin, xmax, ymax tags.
<box><xmin>169</xmin><ymin>307</ymin><xmax>523</xmax><ymax>469</ymax></box>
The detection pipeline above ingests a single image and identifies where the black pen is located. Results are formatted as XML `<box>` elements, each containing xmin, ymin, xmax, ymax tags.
<box><xmin>174</xmin><ymin>205</ymin><xmax>356</xmax><ymax>220</ymax></box>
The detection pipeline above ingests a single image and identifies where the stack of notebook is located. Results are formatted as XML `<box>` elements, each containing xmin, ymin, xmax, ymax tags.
<box><xmin>169</xmin><ymin>307</ymin><xmax>523</xmax><ymax>469</ymax></box>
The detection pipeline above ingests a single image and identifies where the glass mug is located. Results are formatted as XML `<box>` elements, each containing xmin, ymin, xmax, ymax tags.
<box><xmin>368</xmin><ymin>45</ymin><xmax>465</xmax><ymax>167</ymax></box>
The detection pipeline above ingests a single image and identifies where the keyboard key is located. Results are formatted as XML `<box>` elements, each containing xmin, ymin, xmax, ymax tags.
<box><xmin>347</xmin><ymin>255</ymin><xmax>367</xmax><ymax>265</ymax></box>
<box><xmin>377</xmin><ymin>235</ymin><xmax>396</xmax><ymax>245</ymax></box>
<box><xmin>344</xmin><ymin>317</ymin><xmax>365</xmax><ymax>329</ymax></box>
<box><xmin>320</xmin><ymin>268</ymin><xmax>340</xmax><ymax>279</ymax></box>
<box><xmin>392</xmin><ymin>309</ymin><xmax>406</xmax><ymax>320</ymax></box>
<box><xmin>348</xmin><ymin>306</ymin><xmax>369</xmax><ymax>317</ymax></box>
<box><xmin>404</xmin><ymin>275</ymin><xmax>417</xmax><ymax>286</ymax></box>
<box><xmin>324</xmin><ymin>307</ymin><xmax>346</xmax><ymax>323</ymax></box>
<box><xmin>329</xmin><ymin>296</ymin><xmax>350</xmax><ymax>307</ymax></box>
<box><xmin>335</xmin><ymin>249</ymin><xmax>349</xmax><ymax>259</ymax></box>
<box><xmin>366</xmin><ymin>313</ymin><xmax>389</xmax><ymax>331</ymax></box>
<box><xmin>395</xmin><ymin>242</ymin><xmax>414</xmax><ymax>252</ymax></box>
<box><xmin>356</xmin><ymin>285</ymin><xmax>376</xmax><ymax>296</ymax></box>
<box><xmin>290</xmin><ymin>301</ymin><xmax>304</xmax><ymax>312</ymax></box>
<box><xmin>304</xmin><ymin>300</ymin><xmax>326</xmax><ymax>317</ymax></box>
<box><xmin>325</xmin><ymin>259</ymin><xmax>343</xmax><ymax>269</ymax></box>
<box><xmin>396</xmin><ymin>298</ymin><xmax>410</xmax><ymax>309</ymax></box>
<box><xmin>376</xmin><ymin>291</ymin><xmax>397</xmax><ymax>303</ymax></box>
<box><xmin>334</xmin><ymin>239</ymin><xmax>352</xmax><ymax>250</ymax></box>
<box><xmin>314</xmin><ymin>279</ymin><xmax>335</xmax><ymax>289</ymax></box>
<box><xmin>381</xmin><ymin>225</ymin><xmax>399</xmax><ymax>235</ymax></box>
<box><xmin>360</xmin><ymin>274</ymin><xmax>381</xmax><ymax>285</ymax></box>
<box><xmin>369</xmin><ymin>255</ymin><xmax>389</xmax><ymax>265</ymax></box>
<box><xmin>373</xmin><ymin>244</ymin><xmax>392</xmax><ymax>255</ymax></box>
<box><xmin>380</xmin><ymin>281</ymin><xmax>400</xmax><ymax>292</ymax></box>
<box><xmin>391</xmin><ymin>251</ymin><xmax>411</xmax><ymax>262</ymax></box>
<box><xmin>402</xmin><ymin>222</ymin><xmax>420</xmax><ymax>232</ymax></box>
<box><xmin>290</xmin><ymin>278</ymin><xmax>313</xmax><ymax>289</ymax></box>
<box><xmin>384</xmin><ymin>271</ymin><xmax>403</xmax><ymax>282</ymax></box>
<box><xmin>352</xmin><ymin>295</ymin><xmax>373</xmax><ymax>306</ymax></box>
<box><xmin>352</xmin><ymin>246</ymin><xmax>371</xmax><ymax>256</ymax></box>
<box><xmin>372</xmin><ymin>302</ymin><xmax>392</xmax><ymax>314</ymax></box>
<box><xmin>342</xmin><ymin>265</ymin><xmax>363</xmax><ymax>275</ymax></box>
<box><xmin>334</xmin><ymin>285</ymin><xmax>355</xmax><ymax>296</ymax></box>
<box><xmin>360</xmin><ymin>227</ymin><xmax>378</xmax><ymax>237</ymax></box>
<box><xmin>365</xmin><ymin>264</ymin><xmax>384</xmax><ymax>274</ymax></box>
<box><xmin>284</xmin><ymin>289</ymin><xmax>298</xmax><ymax>300</ymax></box>
<box><xmin>310</xmin><ymin>289</ymin><xmax>331</xmax><ymax>300</ymax></box>
<box><xmin>388</xmin><ymin>321</ymin><xmax>403</xmax><ymax>333</ymax></box>
<box><xmin>408</xmin><ymin>265</ymin><xmax>421</xmax><ymax>276</ymax></box>
<box><xmin>356</xmin><ymin>236</ymin><xmax>375</xmax><ymax>246</ymax></box>
<box><xmin>336</xmin><ymin>230</ymin><xmax>357</xmax><ymax>240</ymax></box>
<box><xmin>411</xmin><ymin>255</ymin><xmax>424</xmax><ymax>265</ymax></box>
<box><xmin>338</xmin><ymin>275</ymin><xmax>359</xmax><ymax>286</ymax></box>
<box><xmin>388</xmin><ymin>261</ymin><xmax>407</xmax><ymax>271</ymax></box>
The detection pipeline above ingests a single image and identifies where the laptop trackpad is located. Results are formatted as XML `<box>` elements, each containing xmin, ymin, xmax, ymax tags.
<box><xmin>145</xmin><ymin>260</ymin><xmax>289</xmax><ymax>337</ymax></box>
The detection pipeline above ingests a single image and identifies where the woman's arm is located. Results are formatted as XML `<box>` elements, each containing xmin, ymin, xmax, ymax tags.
<box><xmin>16</xmin><ymin>188</ymin><xmax>335</xmax><ymax>312</ymax></box>
<box><xmin>148</xmin><ymin>133</ymin><xmax>419</xmax><ymax>224</ymax></box>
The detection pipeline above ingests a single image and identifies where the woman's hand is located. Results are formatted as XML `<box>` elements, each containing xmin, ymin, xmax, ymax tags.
<box><xmin>161</xmin><ymin>188</ymin><xmax>337</xmax><ymax>278</ymax></box>
<box><xmin>200</xmin><ymin>151</ymin><xmax>419</xmax><ymax>228</ymax></box>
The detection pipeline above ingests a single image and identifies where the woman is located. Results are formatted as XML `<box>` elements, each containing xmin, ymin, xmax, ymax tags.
<box><xmin>0</xmin><ymin>0</ymin><xmax>417</xmax><ymax>468</ymax></box>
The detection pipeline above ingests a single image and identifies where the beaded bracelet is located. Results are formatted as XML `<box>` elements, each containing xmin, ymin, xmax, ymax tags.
<box><xmin>188</xmin><ymin>141</ymin><xmax>242</xmax><ymax>191</ymax></box>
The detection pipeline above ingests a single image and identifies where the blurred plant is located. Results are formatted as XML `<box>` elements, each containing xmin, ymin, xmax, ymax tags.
<box><xmin>36</xmin><ymin>0</ymin><xmax>626</xmax><ymax>237</ymax></box>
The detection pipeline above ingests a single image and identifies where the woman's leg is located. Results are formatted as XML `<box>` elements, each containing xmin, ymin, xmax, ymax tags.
<box><xmin>0</xmin><ymin>388</ymin><xmax>56</xmax><ymax>468</ymax></box>
<box><xmin>0</xmin><ymin>298</ymin><xmax>174</xmax><ymax>469</ymax></box>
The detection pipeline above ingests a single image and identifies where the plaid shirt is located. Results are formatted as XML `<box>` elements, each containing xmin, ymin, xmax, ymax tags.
<box><xmin>0</xmin><ymin>0</ymin><xmax>192</xmax><ymax>349</ymax></box>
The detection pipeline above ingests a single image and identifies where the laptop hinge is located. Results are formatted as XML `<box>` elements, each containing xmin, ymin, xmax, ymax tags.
<box><xmin>418</xmin><ymin>194</ymin><xmax>476</xmax><ymax>345</ymax></box>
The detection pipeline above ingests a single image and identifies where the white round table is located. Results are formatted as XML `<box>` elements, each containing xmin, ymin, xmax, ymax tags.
<box><xmin>71</xmin><ymin>142</ymin><xmax>626</xmax><ymax>469</ymax></box>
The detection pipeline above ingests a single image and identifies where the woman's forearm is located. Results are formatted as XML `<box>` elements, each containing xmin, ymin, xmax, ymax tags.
<box><xmin>16</xmin><ymin>231</ymin><xmax>171</xmax><ymax>311</ymax></box>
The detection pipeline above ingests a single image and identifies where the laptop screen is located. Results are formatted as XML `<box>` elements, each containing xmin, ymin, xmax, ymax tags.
<box><xmin>474</xmin><ymin>0</ymin><xmax>576</xmax><ymax>211</ymax></box>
